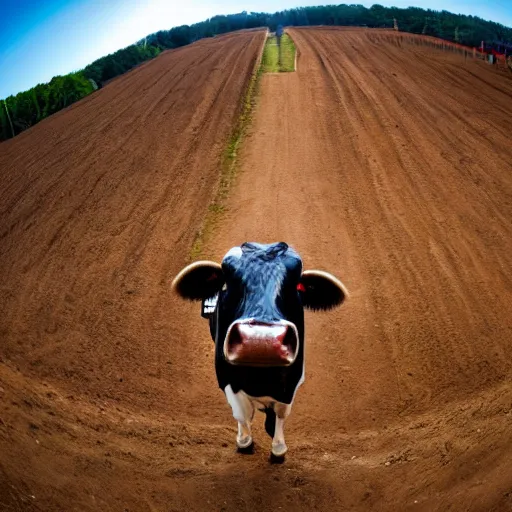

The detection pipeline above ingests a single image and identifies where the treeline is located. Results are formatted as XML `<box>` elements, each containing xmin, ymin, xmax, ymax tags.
<box><xmin>82</xmin><ymin>43</ymin><xmax>160</xmax><ymax>85</ymax></box>
<box><xmin>2</xmin><ymin>5</ymin><xmax>511</xmax><ymax>141</ymax></box>
<box><xmin>0</xmin><ymin>43</ymin><xmax>160</xmax><ymax>141</ymax></box>
<box><xmin>1</xmin><ymin>73</ymin><xmax>96</xmax><ymax>141</ymax></box>
<box><xmin>139</xmin><ymin>6</ymin><xmax>512</xmax><ymax>53</ymax></box>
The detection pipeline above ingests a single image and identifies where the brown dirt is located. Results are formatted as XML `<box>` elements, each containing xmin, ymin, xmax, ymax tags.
<box><xmin>1</xmin><ymin>26</ymin><xmax>512</xmax><ymax>511</ymax></box>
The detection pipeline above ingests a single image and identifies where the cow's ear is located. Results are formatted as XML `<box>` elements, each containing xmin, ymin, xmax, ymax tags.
<box><xmin>299</xmin><ymin>270</ymin><xmax>348</xmax><ymax>311</ymax></box>
<box><xmin>172</xmin><ymin>261</ymin><xmax>224</xmax><ymax>301</ymax></box>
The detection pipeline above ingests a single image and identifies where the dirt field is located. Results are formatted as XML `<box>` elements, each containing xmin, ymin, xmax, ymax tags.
<box><xmin>1</xmin><ymin>27</ymin><xmax>512</xmax><ymax>511</ymax></box>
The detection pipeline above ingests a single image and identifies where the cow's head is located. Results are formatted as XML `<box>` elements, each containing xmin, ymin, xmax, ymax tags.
<box><xmin>172</xmin><ymin>242</ymin><xmax>347</xmax><ymax>367</ymax></box>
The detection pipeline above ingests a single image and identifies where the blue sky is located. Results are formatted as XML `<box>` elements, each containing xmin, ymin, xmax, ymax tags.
<box><xmin>1</xmin><ymin>0</ymin><xmax>511</xmax><ymax>99</ymax></box>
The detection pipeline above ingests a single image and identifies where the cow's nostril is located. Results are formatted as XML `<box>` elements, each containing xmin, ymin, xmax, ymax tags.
<box><xmin>230</xmin><ymin>326</ymin><xmax>243</xmax><ymax>346</ymax></box>
<box><xmin>282</xmin><ymin>327</ymin><xmax>298</xmax><ymax>351</ymax></box>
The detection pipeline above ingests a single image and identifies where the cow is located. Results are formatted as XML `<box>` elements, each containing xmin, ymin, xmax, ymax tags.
<box><xmin>172</xmin><ymin>242</ymin><xmax>347</xmax><ymax>460</ymax></box>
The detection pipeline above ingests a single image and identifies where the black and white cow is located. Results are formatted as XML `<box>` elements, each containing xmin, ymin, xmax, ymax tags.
<box><xmin>172</xmin><ymin>242</ymin><xmax>347</xmax><ymax>459</ymax></box>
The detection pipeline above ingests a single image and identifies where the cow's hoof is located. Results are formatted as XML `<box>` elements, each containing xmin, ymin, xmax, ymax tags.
<box><xmin>271</xmin><ymin>441</ymin><xmax>288</xmax><ymax>458</ymax></box>
<box><xmin>237</xmin><ymin>441</ymin><xmax>255</xmax><ymax>454</ymax></box>
<box><xmin>270</xmin><ymin>452</ymin><xmax>286</xmax><ymax>464</ymax></box>
<box><xmin>236</xmin><ymin>435</ymin><xmax>254</xmax><ymax>453</ymax></box>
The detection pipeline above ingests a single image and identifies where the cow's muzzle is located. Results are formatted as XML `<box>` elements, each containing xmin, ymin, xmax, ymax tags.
<box><xmin>223</xmin><ymin>320</ymin><xmax>299</xmax><ymax>367</ymax></box>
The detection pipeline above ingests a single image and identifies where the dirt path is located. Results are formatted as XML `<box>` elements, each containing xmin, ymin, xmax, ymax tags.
<box><xmin>201</xmin><ymin>27</ymin><xmax>512</xmax><ymax>510</ymax></box>
<box><xmin>1</xmin><ymin>27</ymin><xmax>512</xmax><ymax>511</ymax></box>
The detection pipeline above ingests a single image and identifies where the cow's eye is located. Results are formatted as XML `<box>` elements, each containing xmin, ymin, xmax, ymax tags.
<box><xmin>284</xmin><ymin>255</ymin><xmax>302</xmax><ymax>277</ymax></box>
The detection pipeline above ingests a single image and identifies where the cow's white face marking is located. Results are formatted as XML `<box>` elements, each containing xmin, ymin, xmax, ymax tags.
<box><xmin>273</xmin><ymin>270</ymin><xmax>284</xmax><ymax>301</ymax></box>
<box><xmin>224</xmin><ymin>246</ymin><xmax>243</xmax><ymax>259</ymax></box>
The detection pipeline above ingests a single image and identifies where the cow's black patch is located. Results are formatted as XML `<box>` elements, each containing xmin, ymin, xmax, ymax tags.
<box><xmin>237</xmin><ymin>442</ymin><xmax>255</xmax><ymax>455</ymax></box>
<box><xmin>264</xmin><ymin>408</ymin><xmax>276</xmax><ymax>438</ymax></box>
<box><xmin>211</xmin><ymin>242</ymin><xmax>305</xmax><ymax>404</ymax></box>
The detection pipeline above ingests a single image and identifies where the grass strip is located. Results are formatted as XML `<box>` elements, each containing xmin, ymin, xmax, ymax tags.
<box><xmin>261</xmin><ymin>36</ymin><xmax>280</xmax><ymax>73</ymax></box>
<box><xmin>261</xmin><ymin>33</ymin><xmax>296</xmax><ymax>73</ymax></box>
<box><xmin>279</xmin><ymin>34</ymin><xmax>296</xmax><ymax>72</ymax></box>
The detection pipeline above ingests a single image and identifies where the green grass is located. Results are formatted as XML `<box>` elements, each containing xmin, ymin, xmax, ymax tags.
<box><xmin>261</xmin><ymin>36</ymin><xmax>280</xmax><ymax>73</ymax></box>
<box><xmin>279</xmin><ymin>34</ymin><xmax>296</xmax><ymax>72</ymax></box>
<box><xmin>261</xmin><ymin>33</ymin><xmax>296</xmax><ymax>73</ymax></box>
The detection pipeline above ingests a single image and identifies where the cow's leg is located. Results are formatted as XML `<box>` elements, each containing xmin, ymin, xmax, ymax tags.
<box><xmin>224</xmin><ymin>385</ymin><xmax>254</xmax><ymax>449</ymax></box>
<box><xmin>271</xmin><ymin>402</ymin><xmax>291</xmax><ymax>457</ymax></box>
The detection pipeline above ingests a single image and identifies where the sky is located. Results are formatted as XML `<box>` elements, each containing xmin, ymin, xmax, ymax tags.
<box><xmin>1</xmin><ymin>0</ymin><xmax>511</xmax><ymax>99</ymax></box>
